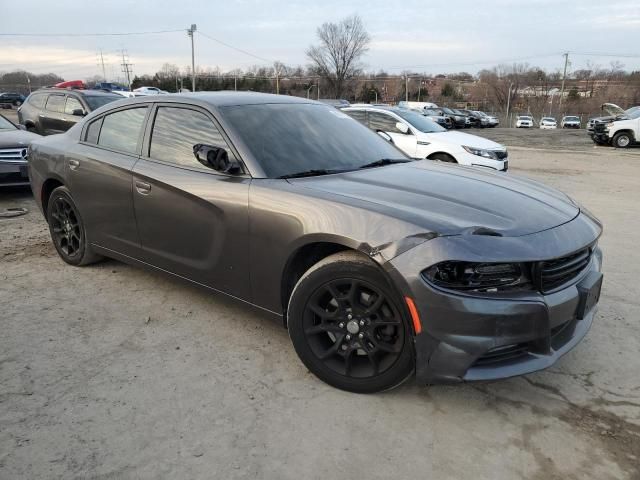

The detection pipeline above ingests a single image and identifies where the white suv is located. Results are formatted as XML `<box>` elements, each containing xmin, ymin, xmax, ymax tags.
<box><xmin>516</xmin><ymin>115</ymin><xmax>534</xmax><ymax>128</ymax></box>
<box><xmin>539</xmin><ymin>117</ymin><xmax>558</xmax><ymax>129</ymax></box>
<box><xmin>343</xmin><ymin>106</ymin><xmax>508</xmax><ymax>171</ymax></box>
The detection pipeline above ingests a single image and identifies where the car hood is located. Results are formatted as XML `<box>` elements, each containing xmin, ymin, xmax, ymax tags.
<box><xmin>0</xmin><ymin>129</ymin><xmax>41</xmax><ymax>148</ymax></box>
<box><xmin>601</xmin><ymin>103</ymin><xmax>625</xmax><ymax>116</ymax></box>
<box><xmin>420</xmin><ymin>130</ymin><xmax>504</xmax><ymax>150</ymax></box>
<box><xmin>293</xmin><ymin>161</ymin><xmax>579</xmax><ymax>237</ymax></box>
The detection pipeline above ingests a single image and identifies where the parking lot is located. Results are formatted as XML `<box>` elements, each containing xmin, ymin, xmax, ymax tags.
<box><xmin>1</xmin><ymin>115</ymin><xmax>639</xmax><ymax>479</ymax></box>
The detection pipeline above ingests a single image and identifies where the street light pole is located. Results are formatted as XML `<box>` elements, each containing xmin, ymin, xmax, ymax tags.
<box><xmin>187</xmin><ymin>24</ymin><xmax>197</xmax><ymax>92</ymax></box>
<box><xmin>405</xmin><ymin>76</ymin><xmax>409</xmax><ymax>102</ymax></box>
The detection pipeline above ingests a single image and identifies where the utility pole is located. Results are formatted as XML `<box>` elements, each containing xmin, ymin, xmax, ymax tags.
<box><xmin>98</xmin><ymin>49</ymin><xmax>107</xmax><ymax>81</ymax></box>
<box><xmin>120</xmin><ymin>50</ymin><xmax>133</xmax><ymax>90</ymax></box>
<box><xmin>558</xmin><ymin>52</ymin><xmax>569</xmax><ymax>114</ymax></box>
<box><xmin>405</xmin><ymin>76</ymin><xmax>409</xmax><ymax>102</ymax></box>
<box><xmin>187</xmin><ymin>24</ymin><xmax>197</xmax><ymax>91</ymax></box>
<box><xmin>506</xmin><ymin>81</ymin><xmax>513</xmax><ymax>127</ymax></box>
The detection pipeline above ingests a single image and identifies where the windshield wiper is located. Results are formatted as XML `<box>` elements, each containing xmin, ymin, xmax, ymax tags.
<box><xmin>278</xmin><ymin>169</ymin><xmax>346</xmax><ymax>179</ymax></box>
<box><xmin>359</xmin><ymin>158</ymin><xmax>411</xmax><ymax>169</ymax></box>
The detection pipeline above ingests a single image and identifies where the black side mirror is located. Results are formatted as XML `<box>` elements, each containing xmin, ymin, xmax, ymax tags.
<box><xmin>193</xmin><ymin>144</ymin><xmax>241</xmax><ymax>174</ymax></box>
<box><xmin>72</xmin><ymin>108</ymin><xmax>86</xmax><ymax>117</ymax></box>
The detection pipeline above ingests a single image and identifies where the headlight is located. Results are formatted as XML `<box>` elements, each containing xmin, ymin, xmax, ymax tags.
<box><xmin>423</xmin><ymin>261</ymin><xmax>528</xmax><ymax>292</ymax></box>
<box><xmin>462</xmin><ymin>145</ymin><xmax>499</xmax><ymax>159</ymax></box>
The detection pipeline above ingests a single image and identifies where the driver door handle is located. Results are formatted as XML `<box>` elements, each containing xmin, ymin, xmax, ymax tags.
<box><xmin>135</xmin><ymin>180</ymin><xmax>151</xmax><ymax>195</ymax></box>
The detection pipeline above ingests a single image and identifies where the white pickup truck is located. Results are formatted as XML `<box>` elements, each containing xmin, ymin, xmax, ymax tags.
<box><xmin>590</xmin><ymin>103</ymin><xmax>640</xmax><ymax>148</ymax></box>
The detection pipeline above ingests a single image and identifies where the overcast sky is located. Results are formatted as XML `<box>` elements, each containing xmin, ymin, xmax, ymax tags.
<box><xmin>1</xmin><ymin>0</ymin><xmax>639</xmax><ymax>81</ymax></box>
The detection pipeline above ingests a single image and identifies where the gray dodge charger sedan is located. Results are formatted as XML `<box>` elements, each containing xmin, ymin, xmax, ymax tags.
<box><xmin>28</xmin><ymin>92</ymin><xmax>603</xmax><ymax>393</ymax></box>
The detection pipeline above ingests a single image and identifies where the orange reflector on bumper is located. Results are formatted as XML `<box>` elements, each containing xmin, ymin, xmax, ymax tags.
<box><xmin>404</xmin><ymin>296</ymin><xmax>422</xmax><ymax>334</ymax></box>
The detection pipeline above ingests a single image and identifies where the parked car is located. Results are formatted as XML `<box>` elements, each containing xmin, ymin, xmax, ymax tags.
<box><xmin>92</xmin><ymin>82</ymin><xmax>128</xmax><ymax>92</ymax></box>
<box><xmin>133</xmin><ymin>86</ymin><xmax>168</xmax><ymax>95</ymax></box>
<box><xmin>0</xmin><ymin>92</ymin><xmax>26</xmax><ymax>109</ymax></box>
<box><xmin>450</xmin><ymin>108</ymin><xmax>472</xmax><ymax>128</ymax></box>
<box><xmin>423</xmin><ymin>108</ymin><xmax>453</xmax><ymax>129</ymax></box>
<box><xmin>596</xmin><ymin>108</ymin><xmax>640</xmax><ymax>148</ymax></box>
<box><xmin>588</xmin><ymin>103</ymin><xmax>640</xmax><ymax>146</ymax></box>
<box><xmin>397</xmin><ymin>101</ymin><xmax>438</xmax><ymax>111</ymax></box>
<box><xmin>561</xmin><ymin>116</ymin><xmax>581</xmax><ymax>129</ymax></box>
<box><xmin>18</xmin><ymin>88</ymin><xmax>122</xmax><ymax>135</ymax></box>
<box><xmin>516</xmin><ymin>115</ymin><xmax>534</xmax><ymax>128</ymax></box>
<box><xmin>458</xmin><ymin>109</ymin><xmax>483</xmax><ymax>128</ymax></box>
<box><xmin>0</xmin><ymin>113</ymin><xmax>41</xmax><ymax>186</ymax></box>
<box><xmin>474</xmin><ymin>111</ymin><xmax>499</xmax><ymax>128</ymax></box>
<box><xmin>343</xmin><ymin>105</ymin><xmax>508</xmax><ymax>171</ymax></box>
<box><xmin>318</xmin><ymin>99</ymin><xmax>350</xmax><ymax>108</ymax></box>
<box><xmin>28</xmin><ymin>92</ymin><xmax>603</xmax><ymax>393</ymax></box>
<box><xmin>439</xmin><ymin>107</ymin><xmax>467</xmax><ymax>128</ymax></box>
<box><xmin>539</xmin><ymin>117</ymin><xmax>558</xmax><ymax>129</ymax></box>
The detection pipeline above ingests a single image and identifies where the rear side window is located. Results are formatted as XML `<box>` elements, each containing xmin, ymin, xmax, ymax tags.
<box><xmin>28</xmin><ymin>94</ymin><xmax>46</xmax><ymax>109</ymax></box>
<box><xmin>65</xmin><ymin>97</ymin><xmax>84</xmax><ymax>115</ymax></box>
<box><xmin>84</xmin><ymin>117</ymin><xmax>103</xmax><ymax>144</ymax></box>
<box><xmin>97</xmin><ymin>107</ymin><xmax>147</xmax><ymax>155</ymax></box>
<box><xmin>345</xmin><ymin>110</ymin><xmax>367</xmax><ymax>125</ymax></box>
<box><xmin>369</xmin><ymin>112</ymin><xmax>404</xmax><ymax>134</ymax></box>
<box><xmin>45</xmin><ymin>95</ymin><xmax>65</xmax><ymax>113</ymax></box>
<box><xmin>149</xmin><ymin>106</ymin><xmax>235</xmax><ymax>170</ymax></box>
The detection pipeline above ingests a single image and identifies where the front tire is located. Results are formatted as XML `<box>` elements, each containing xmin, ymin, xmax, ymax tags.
<box><xmin>287</xmin><ymin>251</ymin><xmax>414</xmax><ymax>393</ymax></box>
<box><xmin>429</xmin><ymin>153</ymin><xmax>457</xmax><ymax>163</ymax></box>
<box><xmin>612</xmin><ymin>132</ymin><xmax>632</xmax><ymax>148</ymax></box>
<box><xmin>46</xmin><ymin>186</ymin><xmax>102</xmax><ymax>266</ymax></box>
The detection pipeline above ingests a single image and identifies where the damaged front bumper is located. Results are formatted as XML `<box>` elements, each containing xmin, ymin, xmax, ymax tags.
<box><xmin>386</xmin><ymin>212</ymin><xmax>603</xmax><ymax>384</ymax></box>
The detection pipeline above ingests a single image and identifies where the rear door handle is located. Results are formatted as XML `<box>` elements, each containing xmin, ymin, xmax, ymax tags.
<box><xmin>135</xmin><ymin>180</ymin><xmax>151</xmax><ymax>195</ymax></box>
<box><xmin>69</xmin><ymin>159</ymin><xmax>80</xmax><ymax>170</ymax></box>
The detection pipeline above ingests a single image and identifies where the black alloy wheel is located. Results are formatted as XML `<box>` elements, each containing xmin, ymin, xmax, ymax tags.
<box><xmin>46</xmin><ymin>186</ymin><xmax>101</xmax><ymax>266</ymax></box>
<box><xmin>288</xmin><ymin>252</ymin><xmax>414</xmax><ymax>393</ymax></box>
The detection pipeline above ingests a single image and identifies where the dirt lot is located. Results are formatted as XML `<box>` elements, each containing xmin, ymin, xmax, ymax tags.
<box><xmin>1</xmin><ymin>126</ymin><xmax>639</xmax><ymax>479</ymax></box>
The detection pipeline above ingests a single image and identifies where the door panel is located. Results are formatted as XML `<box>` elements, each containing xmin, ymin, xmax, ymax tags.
<box><xmin>68</xmin><ymin>145</ymin><xmax>140</xmax><ymax>256</ymax></box>
<box><xmin>42</xmin><ymin>94</ymin><xmax>66</xmax><ymax>134</ymax></box>
<box><xmin>132</xmin><ymin>104</ymin><xmax>251</xmax><ymax>298</ymax></box>
<box><xmin>132</xmin><ymin>160</ymin><xmax>251</xmax><ymax>297</ymax></box>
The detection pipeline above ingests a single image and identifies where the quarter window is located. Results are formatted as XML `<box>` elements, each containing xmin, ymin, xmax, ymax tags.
<box><xmin>345</xmin><ymin>110</ymin><xmax>367</xmax><ymax>125</ymax></box>
<box><xmin>369</xmin><ymin>112</ymin><xmax>404</xmax><ymax>134</ymax></box>
<box><xmin>149</xmin><ymin>106</ymin><xmax>235</xmax><ymax>170</ymax></box>
<box><xmin>45</xmin><ymin>95</ymin><xmax>65</xmax><ymax>113</ymax></box>
<box><xmin>28</xmin><ymin>94</ymin><xmax>46</xmax><ymax>109</ymax></box>
<box><xmin>64</xmin><ymin>97</ymin><xmax>84</xmax><ymax>115</ymax></box>
<box><xmin>84</xmin><ymin>117</ymin><xmax>103</xmax><ymax>144</ymax></box>
<box><xmin>97</xmin><ymin>107</ymin><xmax>147</xmax><ymax>155</ymax></box>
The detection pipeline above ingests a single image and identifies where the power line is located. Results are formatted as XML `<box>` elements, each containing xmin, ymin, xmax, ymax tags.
<box><xmin>0</xmin><ymin>29</ymin><xmax>184</xmax><ymax>37</ymax></box>
<box><xmin>197</xmin><ymin>31</ymin><xmax>273</xmax><ymax>64</ymax></box>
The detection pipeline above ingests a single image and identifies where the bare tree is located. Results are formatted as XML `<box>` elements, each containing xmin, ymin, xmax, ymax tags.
<box><xmin>306</xmin><ymin>15</ymin><xmax>370</xmax><ymax>98</ymax></box>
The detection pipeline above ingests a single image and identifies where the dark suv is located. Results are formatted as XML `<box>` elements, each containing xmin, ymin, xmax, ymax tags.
<box><xmin>0</xmin><ymin>92</ymin><xmax>26</xmax><ymax>109</ymax></box>
<box><xmin>18</xmin><ymin>89</ymin><xmax>121</xmax><ymax>135</ymax></box>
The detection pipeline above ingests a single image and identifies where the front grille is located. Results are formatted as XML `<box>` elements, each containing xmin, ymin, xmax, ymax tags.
<box><xmin>474</xmin><ymin>343</ymin><xmax>530</xmax><ymax>366</ymax></box>
<box><xmin>494</xmin><ymin>150</ymin><xmax>508</xmax><ymax>160</ymax></box>
<box><xmin>594</xmin><ymin>123</ymin><xmax>608</xmax><ymax>134</ymax></box>
<box><xmin>0</xmin><ymin>148</ymin><xmax>28</xmax><ymax>164</ymax></box>
<box><xmin>537</xmin><ymin>248</ymin><xmax>591</xmax><ymax>292</ymax></box>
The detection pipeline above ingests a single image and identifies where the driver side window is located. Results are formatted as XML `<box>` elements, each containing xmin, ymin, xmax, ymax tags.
<box><xmin>369</xmin><ymin>112</ymin><xmax>406</xmax><ymax>134</ymax></box>
<box><xmin>149</xmin><ymin>106</ymin><xmax>235</xmax><ymax>171</ymax></box>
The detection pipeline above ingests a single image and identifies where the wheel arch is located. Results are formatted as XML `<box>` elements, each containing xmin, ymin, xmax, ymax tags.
<box><xmin>427</xmin><ymin>151</ymin><xmax>457</xmax><ymax>162</ymax></box>
<box><xmin>41</xmin><ymin>177</ymin><xmax>65</xmax><ymax>219</ymax></box>
<box><xmin>612</xmin><ymin>129</ymin><xmax>635</xmax><ymax>142</ymax></box>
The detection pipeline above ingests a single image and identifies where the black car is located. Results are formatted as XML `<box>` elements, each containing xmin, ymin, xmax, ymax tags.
<box><xmin>29</xmin><ymin>92</ymin><xmax>603</xmax><ymax>393</ymax></box>
<box><xmin>423</xmin><ymin>108</ymin><xmax>453</xmax><ymax>129</ymax></box>
<box><xmin>18</xmin><ymin>88</ymin><xmax>121</xmax><ymax>135</ymax></box>
<box><xmin>439</xmin><ymin>107</ymin><xmax>467</xmax><ymax>128</ymax></box>
<box><xmin>458</xmin><ymin>109</ymin><xmax>484</xmax><ymax>128</ymax></box>
<box><xmin>0</xmin><ymin>114</ymin><xmax>40</xmax><ymax>186</ymax></box>
<box><xmin>0</xmin><ymin>92</ymin><xmax>26</xmax><ymax>109</ymax></box>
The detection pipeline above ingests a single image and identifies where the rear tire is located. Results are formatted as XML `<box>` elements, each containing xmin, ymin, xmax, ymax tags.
<box><xmin>287</xmin><ymin>251</ymin><xmax>414</xmax><ymax>393</ymax></box>
<box><xmin>46</xmin><ymin>186</ymin><xmax>102</xmax><ymax>266</ymax></box>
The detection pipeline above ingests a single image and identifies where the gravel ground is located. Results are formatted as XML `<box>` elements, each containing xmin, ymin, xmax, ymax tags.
<box><xmin>1</xmin><ymin>128</ymin><xmax>639</xmax><ymax>479</ymax></box>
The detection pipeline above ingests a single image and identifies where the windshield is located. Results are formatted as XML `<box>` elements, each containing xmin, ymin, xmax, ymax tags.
<box><xmin>440</xmin><ymin>107</ymin><xmax>454</xmax><ymax>114</ymax></box>
<box><xmin>222</xmin><ymin>103</ymin><xmax>408</xmax><ymax>178</ymax></box>
<box><xmin>85</xmin><ymin>95</ymin><xmax>121</xmax><ymax>110</ymax></box>
<box><xmin>394</xmin><ymin>109</ymin><xmax>446</xmax><ymax>133</ymax></box>
<box><xmin>542</xmin><ymin>118</ymin><xmax>555</xmax><ymax>121</ymax></box>
<box><xmin>564</xmin><ymin>116</ymin><xmax>579</xmax><ymax>121</ymax></box>
<box><xmin>0</xmin><ymin>115</ymin><xmax>17</xmax><ymax>130</ymax></box>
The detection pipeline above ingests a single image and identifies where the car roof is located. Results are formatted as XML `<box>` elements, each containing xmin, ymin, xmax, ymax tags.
<box><xmin>35</xmin><ymin>88</ymin><xmax>121</xmax><ymax>98</ymax></box>
<box><xmin>158</xmin><ymin>91</ymin><xmax>317</xmax><ymax>107</ymax></box>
